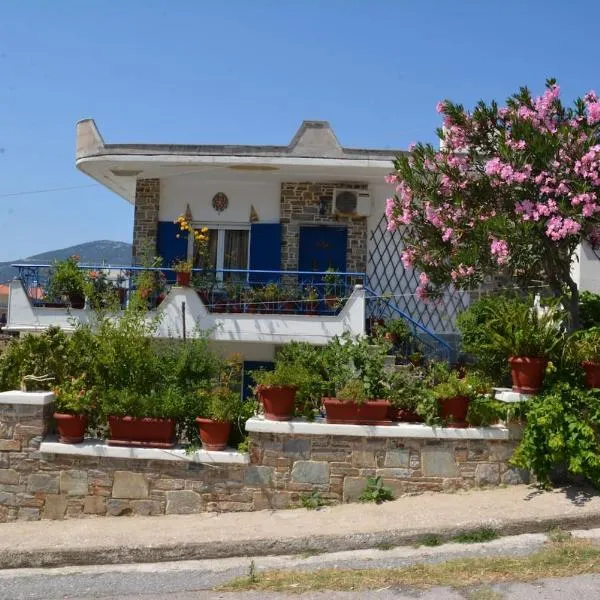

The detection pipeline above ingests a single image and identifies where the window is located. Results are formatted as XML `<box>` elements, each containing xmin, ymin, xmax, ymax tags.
<box><xmin>190</xmin><ymin>225</ymin><xmax>249</xmax><ymax>281</ymax></box>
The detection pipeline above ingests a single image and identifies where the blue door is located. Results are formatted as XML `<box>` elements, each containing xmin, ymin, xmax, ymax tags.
<box><xmin>298</xmin><ymin>226</ymin><xmax>347</xmax><ymax>280</ymax></box>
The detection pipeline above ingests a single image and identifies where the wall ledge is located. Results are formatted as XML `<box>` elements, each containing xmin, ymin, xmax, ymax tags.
<box><xmin>0</xmin><ymin>391</ymin><xmax>55</xmax><ymax>405</ymax></box>
<box><xmin>39</xmin><ymin>436</ymin><xmax>249</xmax><ymax>464</ymax></box>
<box><xmin>246</xmin><ymin>416</ymin><xmax>516</xmax><ymax>440</ymax></box>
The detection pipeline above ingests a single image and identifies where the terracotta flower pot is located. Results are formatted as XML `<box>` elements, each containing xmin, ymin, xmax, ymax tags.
<box><xmin>438</xmin><ymin>395</ymin><xmax>470</xmax><ymax>428</ymax></box>
<box><xmin>582</xmin><ymin>361</ymin><xmax>600</xmax><ymax>389</ymax></box>
<box><xmin>509</xmin><ymin>356</ymin><xmax>548</xmax><ymax>394</ymax></box>
<box><xmin>195</xmin><ymin>418</ymin><xmax>232</xmax><ymax>451</ymax></box>
<box><xmin>107</xmin><ymin>416</ymin><xmax>176</xmax><ymax>448</ymax></box>
<box><xmin>323</xmin><ymin>398</ymin><xmax>391</xmax><ymax>425</ymax></box>
<box><xmin>257</xmin><ymin>385</ymin><xmax>296</xmax><ymax>421</ymax></box>
<box><xmin>389</xmin><ymin>407</ymin><xmax>423</xmax><ymax>423</ymax></box>
<box><xmin>176</xmin><ymin>271</ymin><xmax>191</xmax><ymax>287</ymax></box>
<box><xmin>54</xmin><ymin>413</ymin><xmax>87</xmax><ymax>444</ymax></box>
<box><xmin>325</xmin><ymin>296</ymin><xmax>338</xmax><ymax>309</ymax></box>
<box><xmin>68</xmin><ymin>293</ymin><xmax>85</xmax><ymax>309</ymax></box>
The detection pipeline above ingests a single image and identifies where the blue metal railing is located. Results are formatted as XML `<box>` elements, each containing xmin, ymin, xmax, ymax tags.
<box><xmin>364</xmin><ymin>285</ymin><xmax>452</xmax><ymax>362</ymax></box>
<box><xmin>12</xmin><ymin>263</ymin><xmax>365</xmax><ymax>316</ymax></box>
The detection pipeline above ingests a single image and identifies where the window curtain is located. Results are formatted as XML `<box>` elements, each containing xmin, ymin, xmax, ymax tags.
<box><xmin>224</xmin><ymin>230</ymin><xmax>249</xmax><ymax>280</ymax></box>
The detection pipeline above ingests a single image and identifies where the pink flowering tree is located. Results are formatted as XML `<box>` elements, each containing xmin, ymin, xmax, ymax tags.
<box><xmin>386</xmin><ymin>79</ymin><xmax>600</xmax><ymax>330</ymax></box>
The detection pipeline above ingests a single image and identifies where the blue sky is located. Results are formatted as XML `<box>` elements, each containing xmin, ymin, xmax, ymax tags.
<box><xmin>0</xmin><ymin>0</ymin><xmax>599</xmax><ymax>261</ymax></box>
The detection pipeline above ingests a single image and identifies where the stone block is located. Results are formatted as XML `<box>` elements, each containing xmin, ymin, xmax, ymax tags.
<box><xmin>343</xmin><ymin>477</ymin><xmax>367</xmax><ymax>502</ymax></box>
<box><xmin>131</xmin><ymin>500</ymin><xmax>162</xmax><ymax>516</ymax></box>
<box><xmin>501</xmin><ymin>468</ymin><xmax>530</xmax><ymax>485</ymax></box>
<box><xmin>384</xmin><ymin>449</ymin><xmax>410</xmax><ymax>468</ymax></box>
<box><xmin>421</xmin><ymin>449</ymin><xmax>459</xmax><ymax>478</ymax></box>
<box><xmin>18</xmin><ymin>507</ymin><xmax>40</xmax><ymax>521</ymax></box>
<box><xmin>244</xmin><ymin>466</ymin><xmax>274</xmax><ymax>487</ymax></box>
<box><xmin>60</xmin><ymin>470</ymin><xmax>88</xmax><ymax>496</ymax></box>
<box><xmin>0</xmin><ymin>491</ymin><xmax>17</xmax><ymax>506</ymax></box>
<box><xmin>83</xmin><ymin>496</ymin><xmax>106</xmax><ymax>515</ymax></box>
<box><xmin>475</xmin><ymin>463</ymin><xmax>501</xmax><ymax>486</ymax></box>
<box><xmin>27</xmin><ymin>473</ymin><xmax>59</xmax><ymax>494</ymax></box>
<box><xmin>351</xmin><ymin>451</ymin><xmax>377</xmax><ymax>467</ymax></box>
<box><xmin>252</xmin><ymin>491</ymin><xmax>271</xmax><ymax>511</ymax></box>
<box><xmin>153</xmin><ymin>479</ymin><xmax>184</xmax><ymax>491</ymax></box>
<box><xmin>165</xmin><ymin>490</ymin><xmax>202</xmax><ymax>514</ymax></box>
<box><xmin>376</xmin><ymin>468</ymin><xmax>411</xmax><ymax>479</ymax></box>
<box><xmin>0</xmin><ymin>439</ymin><xmax>20</xmax><ymax>451</ymax></box>
<box><xmin>489</xmin><ymin>443</ymin><xmax>516</xmax><ymax>462</ymax></box>
<box><xmin>106</xmin><ymin>499</ymin><xmax>132</xmax><ymax>516</ymax></box>
<box><xmin>282</xmin><ymin>438</ymin><xmax>310</xmax><ymax>458</ymax></box>
<box><xmin>43</xmin><ymin>494</ymin><xmax>67</xmax><ymax>520</ymax></box>
<box><xmin>291</xmin><ymin>461</ymin><xmax>329</xmax><ymax>484</ymax></box>
<box><xmin>0</xmin><ymin>468</ymin><xmax>19</xmax><ymax>485</ymax></box>
<box><xmin>112</xmin><ymin>471</ymin><xmax>148</xmax><ymax>499</ymax></box>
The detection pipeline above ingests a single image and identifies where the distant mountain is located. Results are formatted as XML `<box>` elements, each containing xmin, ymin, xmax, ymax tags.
<box><xmin>0</xmin><ymin>240</ymin><xmax>132</xmax><ymax>283</ymax></box>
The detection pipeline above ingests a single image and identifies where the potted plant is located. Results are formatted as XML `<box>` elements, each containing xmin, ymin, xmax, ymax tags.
<box><xmin>385</xmin><ymin>366</ymin><xmax>427</xmax><ymax>422</ymax></box>
<box><xmin>252</xmin><ymin>363</ymin><xmax>312</xmax><ymax>421</ymax></box>
<box><xmin>52</xmin><ymin>375</ymin><xmax>96</xmax><ymax>443</ymax></box>
<box><xmin>323</xmin><ymin>378</ymin><xmax>391</xmax><ymax>424</ymax></box>
<box><xmin>172</xmin><ymin>259</ymin><xmax>193</xmax><ymax>287</ymax></box>
<box><xmin>262</xmin><ymin>282</ymin><xmax>281</xmax><ymax>314</ymax></box>
<box><xmin>46</xmin><ymin>255</ymin><xmax>87</xmax><ymax>308</ymax></box>
<box><xmin>566</xmin><ymin>327</ymin><xmax>600</xmax><ymax>388</ymax></box>
<box><xmin>379</xmin><ymin>319</ymin><xmax>412</xmax><ymax>347</ymax></box>
<box><xmin>488</xmin><ymin>297</ymin><xmax>565</xmax><ymax>393</ymax></box>
<box><xmin>304</xmin><ymin>285</ymin><xmax>319</xmax><ymax>315</ymax></box>
<box><xmin>431</xmin><ymin>368</ymin><xmax>486</xmax><ymax>428</ymax></box>
<box><xmin>103</xmin><ymin>387</ymin><xmax>183</xmax><ymax>448</ymax></box>
<box><xmin>323</xmin><ymin>268</ymin><xmax>341</xmax><ymax>310</ymax></box>
<box><xmin>194</xmin><ymin>385</ymin><xmax>241</xmax><ymax>450</ymax></box>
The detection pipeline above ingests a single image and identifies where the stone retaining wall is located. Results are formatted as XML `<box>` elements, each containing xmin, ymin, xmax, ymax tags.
<box><xmin>0</xmin><ymin>395</ymin><xmax>526</xmax><ymax>521</ymax></box>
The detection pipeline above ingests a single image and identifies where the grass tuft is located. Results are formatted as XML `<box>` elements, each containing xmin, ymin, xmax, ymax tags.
<box><xmin>453</xmin><ymin>527</ymin><xmax>499</xmax><ymax>544</ymax></box>
<box><xmin>217</xmin><ymin>539</ymin><xmax>600</xmax><ymax>594</ymax></box>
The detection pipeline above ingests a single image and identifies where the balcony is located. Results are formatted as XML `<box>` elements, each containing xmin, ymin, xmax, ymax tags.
<box><xmin>7</xmin><ymin>265</ymin><xmax>366</xmax><ymax>345</ymax></box>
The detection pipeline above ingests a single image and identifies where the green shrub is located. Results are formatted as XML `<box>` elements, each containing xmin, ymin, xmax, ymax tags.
<box><xmin>385</xmin><ymin>367</ymin><xmax>431</xmax><ymax>412</ymax></box>
<box><xmin>101</xmin><ymin>386</ymin><xmax>187</xmax><ymax>420</ymax></box>
<box><xmin>359</xmin><ymin>476</ymin><xmax>394</xmax><ymax>503</ymax></box>
<box><xmin>580</xmin><ymin>291</ymin><xmax>600</xmax><ymax>329</ymax></box>
<box><xmin>512</xmin><ymin>382</ymin><xmax>600</xmax><ymax>488</ymax></box>
<box><xmin>52</xmin><ymin>374</ymin><xmax>97</xmax><ymax>416</ymax></box>
<box><xmin>564</xmin><ymin>327</ymin><xmax>600</xmax><ymax>365</ymax></box>
<box><xmin>46</xmin><ymin>256</ymin><xmax>87</xmax><ymax>301</ymax></box>
<box><xmin>336</xmin><ymin>378</ymin><xmax>369</xmax><ymax>404</ymax></box>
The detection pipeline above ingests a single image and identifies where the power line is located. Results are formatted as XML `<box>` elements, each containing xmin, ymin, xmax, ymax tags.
<box><xmin>0</xmin><ymin>184</ymin><xmax>99</xmax><ymax>198</ymax></box>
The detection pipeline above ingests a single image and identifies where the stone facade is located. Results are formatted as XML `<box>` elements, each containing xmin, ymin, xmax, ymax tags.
<box><xmin>132</xmin><ymin>178</ymin><xmax>160</xmax><ymax>263</ymax></box>
<box><xmin>0</xmin><ymin>394</ymin><xmax>527</xmax><ymax>521</ymax></box>
<box><xmin>280</xmin><ymin>182</ymin><xmax>368</xmax><ymax>275</ymax></box>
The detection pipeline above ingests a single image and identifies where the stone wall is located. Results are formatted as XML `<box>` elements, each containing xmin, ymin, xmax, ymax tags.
<box><xmin>247</xmin><ymin>432</ymin><xmax>528</xmax><ymax>505</ymax></box>
<box><xmin>132</xmin><ymin>178</ymin><xmax>160</xmax><ymax>263</ymax></box>
<box><xmin>280</xmin><ymin>182</ymin><xmax>368</xmax><ymax>275</ymax></box>
<box><xmin>0</xmin><ymin>396</ymin><xmax>526</xmax><ymax>521</ymax></box>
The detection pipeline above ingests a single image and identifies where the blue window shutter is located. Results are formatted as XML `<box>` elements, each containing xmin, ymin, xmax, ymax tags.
<box><xmin>249</xmin><ymin>223</ymin><xmax>282</xmax><ymax>282</ymax></box>
<box><xmin>156</xmin><ymin>221</ymin><xmax>188</xmax><ymax>281</ymax></box>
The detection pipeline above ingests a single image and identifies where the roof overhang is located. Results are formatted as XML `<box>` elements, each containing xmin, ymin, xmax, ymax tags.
<box><xmin>76</xmin><ymin>119</ymin><xmax>404</xmax><ymax>204</ymax></box>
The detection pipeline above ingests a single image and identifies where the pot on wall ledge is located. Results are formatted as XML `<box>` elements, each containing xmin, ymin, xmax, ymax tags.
<box><xmin>54</xmin><ymin>413</ymin><xmax>87</xmax><ymax>444</ymax></box>
<box><xmin>323</xmin><ymin>398</ymin><xmax>391</xmax><ymax>425</ymax></box>
<box><xmin>582</xmin><ymin>361</ymin><xmax>600</xmax><ymax>389</ymax></box>
<box><xmin>438</xmin><ymin>395</ymin><xmax>470</xmax><ymax>428</ymax></box>
<box><xmin>176</xmin><ymin>271</ymin><xmax>191</xmax><ymax>287</ymax></box>
<box><xmin>257</xmin><ymin>385</ymin><xmax>296</xmax><ymax>421</ymax></box>
<box><xmin>509</xmin><ymin>357</ymin><xmax>547</xmax><ymax>394</ymax></box>
<box><xmin>195</xmin><ymin>418</ymin><xmax>231</xmax><ymax>451</ymax></box>
<box><xmin>107</xmin><ymin>416</ymin><xmax>176</xmax><ymax>448</ymax></box>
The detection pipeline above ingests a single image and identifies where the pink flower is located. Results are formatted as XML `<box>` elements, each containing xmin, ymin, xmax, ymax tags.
<box><xmin>441</xmin><ymin>227</ymin><xmax>454</xmax><ymax>242</ymax></box>
<box><xmin>490</xmin><ymin>238</ymin><xmax>510</xmax><ymax>265</ymax></box>
<box><xmin>545</xmin><ymin>216</ymin><xmax>581</xmax><ymax>241</ymax></box>
<box><xmin>435</xmin><ymin>101</ymin><xmax>445</xmax><ymax>113</ymax></box>
<box><xmin>384</xmin><ymin>173</ymin><xmax>399</xmax><ymax>185</ymax></box>
<box><xmin>400</xmin><ymin>248</ymin><xmax>415</xmax><ymax>268</ymax></box>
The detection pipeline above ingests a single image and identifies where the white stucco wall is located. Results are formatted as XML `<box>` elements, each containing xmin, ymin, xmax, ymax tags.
<box><xmin>572</xmin><ymin>242</ymin><xmax>600</xmax><ymax>293</ymax></box>
<box><xmin>160</xmin><ymin>174</ymin><xmax>280</xmax><ymax>224</ymax></box>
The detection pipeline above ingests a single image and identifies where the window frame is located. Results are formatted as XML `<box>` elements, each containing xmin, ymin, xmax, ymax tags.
<box><xmin>188</xmin><ymin>222</ymin><xmax>251</xmax><ymax>281</ymax></box>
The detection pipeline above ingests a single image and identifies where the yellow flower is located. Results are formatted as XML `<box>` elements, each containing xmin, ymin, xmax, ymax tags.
<box><xmin>201</xmin><ymin>227</ymin><xmax>209</xmax><ymax>233</ymax></box>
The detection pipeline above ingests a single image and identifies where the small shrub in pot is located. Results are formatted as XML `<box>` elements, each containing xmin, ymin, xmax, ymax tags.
<box><xmin>53</xmin><ymin>374</ymin><xmax>96</xmax><ymax>443</ymax></box>
<box><xmin>565</xmin><ymin>327</ymin><xmax>600</xmax><ymax>388</ymax></box>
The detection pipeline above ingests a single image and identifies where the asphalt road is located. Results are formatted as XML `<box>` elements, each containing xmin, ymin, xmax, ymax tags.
<box><xmin>1</xmin><ymin>531</ymin><xmax>600</xmax><ymax>599</ymax></box>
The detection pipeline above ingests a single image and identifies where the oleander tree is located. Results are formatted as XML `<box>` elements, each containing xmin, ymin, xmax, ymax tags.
<box><xmin>386</xmin><ymin>79</ymin><xmax>600</xmax><ymax>330</ymax></box>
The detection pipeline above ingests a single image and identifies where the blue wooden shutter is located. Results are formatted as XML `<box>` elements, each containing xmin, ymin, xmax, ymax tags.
<box><xmin>156</xmin><ymin>221</ymin><xmax>188</xmax><ymax>282</ymax></box>
<box><xmin>249</xmin><ymin>223</ymin><xmax>282</xmax><ymax>283</ymax></box>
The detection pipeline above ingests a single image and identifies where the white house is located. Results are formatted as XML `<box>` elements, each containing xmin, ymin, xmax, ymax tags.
<box><xmin>9</xmin><ymin>119</ymin><xmax>598</xmax><ymax>367</ymax></box>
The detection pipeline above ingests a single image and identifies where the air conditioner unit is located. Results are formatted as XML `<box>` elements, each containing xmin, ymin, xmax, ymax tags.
<box><xmin>332</xmin><ymin>189</ymin><xmax>371</xmax><ymax>217</ymax></box>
